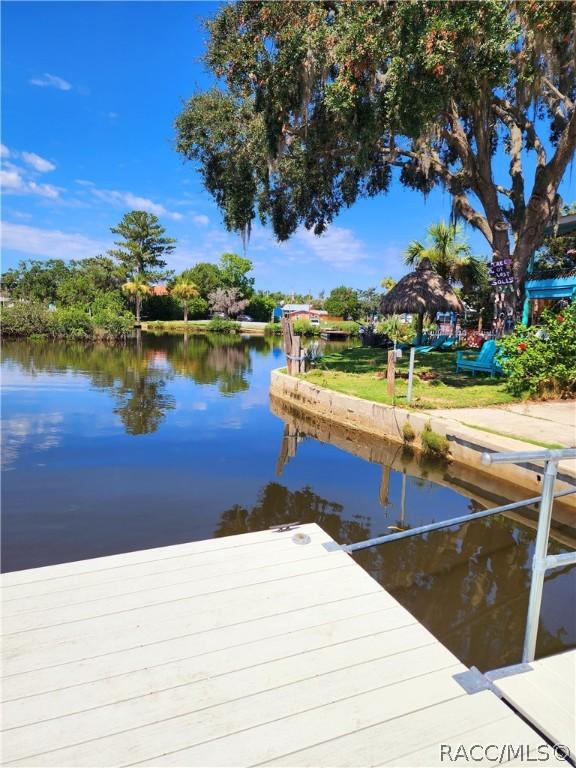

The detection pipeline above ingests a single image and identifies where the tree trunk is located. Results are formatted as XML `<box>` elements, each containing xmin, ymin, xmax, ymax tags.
<box><xmin>415</xmin><ymin>312</ymin><xmax>424</xmax><ymax>345</ymax></box>
<box><xmin>184</xmin><ymin>306</ymin><xmax>188</xmax><ymax>323</ymax></box>
<box><xmin>136</xmin><ymin>295</ymin><xmax>141</xmax><ymax>324</ymax></box>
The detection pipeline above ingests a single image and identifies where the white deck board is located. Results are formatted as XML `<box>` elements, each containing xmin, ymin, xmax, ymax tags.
<box><xmin>487</xmin><ymin>650</ymin><xmax>576</xmax><ymax>756</ymax></box>
<box><xmin>1</xmin><ymin>523</ymin><xmax>569</xmax><ymax>767</ymax></box>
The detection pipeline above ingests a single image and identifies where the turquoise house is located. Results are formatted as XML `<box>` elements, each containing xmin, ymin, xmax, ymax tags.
<box><xmin>522</xmin><ymin>213</ymin><xmax>576</xmax><ymax>325</ymax></box>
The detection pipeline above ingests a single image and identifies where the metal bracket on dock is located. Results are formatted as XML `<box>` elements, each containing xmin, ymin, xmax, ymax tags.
<box><xmin>453</xmin><ymin>667</ymin><xmax>504</xmax><ymax>698</ymax></box>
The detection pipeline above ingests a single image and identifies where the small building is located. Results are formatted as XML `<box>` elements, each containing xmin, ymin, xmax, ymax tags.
<box><xmin>278</xmin><ymin>304</ymin><xmax>343</xmax><ymax>324</ymax></box>
<box><xmin>151</xmin><ymin>285</ymin><xmax>169</xmax><ymax>297</ymax></box>
<box><xmin>522</xmin><ymin>214</ymin><xmax>576</xmax><ymax>325</ymax></box>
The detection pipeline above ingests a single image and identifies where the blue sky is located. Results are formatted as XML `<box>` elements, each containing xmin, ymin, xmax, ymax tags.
<box><xmin>1</xmin><ymin>2</ymin><xmax>573</xmax><ymax>294</ymax></box>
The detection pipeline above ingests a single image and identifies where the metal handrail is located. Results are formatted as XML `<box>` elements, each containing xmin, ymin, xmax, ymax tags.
<box><xmin>340</xmin><ymin>447</ymin><xmax>576</xmax><ymax>663</ymax></box>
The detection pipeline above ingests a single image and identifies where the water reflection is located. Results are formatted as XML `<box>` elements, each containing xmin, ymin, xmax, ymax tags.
<box><xmin>215</xmin><ymin>482</ymin><xmax>372</xmax><ymax>545</ymax></box>
<box><xmin>1</xmin><ymin>334</ymin><xmax>574</xmax><ymax>672</ymax></box>
<box><xmin>269</xmin><ymin>396</ymin><xmax>576</xmax><ymax>670</ymax></box>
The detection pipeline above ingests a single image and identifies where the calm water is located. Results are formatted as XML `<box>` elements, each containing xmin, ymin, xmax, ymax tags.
<box><xmin>1</xmin><ymin>332</ymin><xmax>575</xmax><ymax>670</ymax></box>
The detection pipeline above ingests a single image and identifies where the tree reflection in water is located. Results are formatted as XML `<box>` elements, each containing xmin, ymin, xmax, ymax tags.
<box><xmin>215</xmin><ymin>482</ymin><xmax>372</xmax><ymax>545</ymax></box>
<box><xmin>2</xmin><ymin>332</ymin><xmax>262</xmax><ymax>434</ymax></box>
<box><xmin>354</xmin><ymin>515</ymin><xmax>575</xmax><ymax>670</ymax></box>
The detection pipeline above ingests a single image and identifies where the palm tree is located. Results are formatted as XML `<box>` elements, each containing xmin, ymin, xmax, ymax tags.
<box><xmin>122</xmin><ymin>275</ymin><xmax>152</xmax><ymax>324</ymax></box>
<box><xmin>171</xmin><ymin>279</ymin><xmax>199</xmax><ymax>323</ymax></box>
<box><xmin>404</xmin><ymin>221</ymin><xmax>485</xmax><ymax>293</ymax></box>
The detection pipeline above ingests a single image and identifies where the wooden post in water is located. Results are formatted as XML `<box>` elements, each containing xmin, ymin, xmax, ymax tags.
<box><xmin>387</xmin><ymin>349</ymin><xmax>396</xmax><ymax>396</ymax></box>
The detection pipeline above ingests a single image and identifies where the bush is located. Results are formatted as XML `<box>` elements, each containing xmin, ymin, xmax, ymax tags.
<box><xmin>265</xmin><ymin>322</ymin><xmax>282</xmax><ymax>335</ymax></box>
<box><xmin>292</xmin><ymin>319</ymin><xmax>320</xmax><ymax>336</ymax></box>
<box><xmin>50</xmin><ymin>307</ymin><xmax>94</xmax><ymax>339</ymax></box>
<box><xmin>402</xmin><ymin>421</ymin><xmax>416</xmax><ymax>443</ymax></box>
<box><xmin>0</xmin><ymin>301</ymin><xmax>52</xmax><ymax>336</ymax></box>
<box><xmin>498</xmin><ymin>301</ymin><xmax>576</xmax><ymax>397</ymax></box>
<box><xmin>421</xmin><ymin>423</ymin><xmax>449</xmax><ymax>457</ymax></box>
<box><xmin>207</xmin><ymin>317</ymin><xmax>241</xmax><ymax>334</ymax></box>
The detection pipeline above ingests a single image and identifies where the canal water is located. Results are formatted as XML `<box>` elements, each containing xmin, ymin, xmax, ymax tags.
<box><xmin>2</xmin><ymin>332</ymin><xmax>575</xmax><ymax>671</ymax></box>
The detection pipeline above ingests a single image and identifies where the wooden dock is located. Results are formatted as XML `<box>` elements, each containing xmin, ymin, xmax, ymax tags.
<box><xmin>1</xmin><ymin>524</ymin><xmax>572</xmax><ymax>766</ymax></box>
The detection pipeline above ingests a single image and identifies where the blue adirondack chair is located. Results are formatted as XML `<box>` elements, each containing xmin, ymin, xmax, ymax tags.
<box><xmin>456</xmin><ymin>340</ymin><xmax>502</xmax><ymax>377</ymax></box>
<box><xmin>440</xmin><ymin>338</ymin><xmax>458</xmax><ymax>350</ymax></box>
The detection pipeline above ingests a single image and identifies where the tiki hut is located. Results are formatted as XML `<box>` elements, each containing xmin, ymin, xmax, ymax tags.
<box><xmin>380</xmin><ymin>258</ymin><xmax>464</xmax><ymax>344</ymax></box>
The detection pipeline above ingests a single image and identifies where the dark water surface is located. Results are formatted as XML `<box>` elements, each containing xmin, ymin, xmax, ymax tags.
<box><xmin>2</xmin><ymin>332</ymin><xmax>575</xmax><ymax>670</ymax></box>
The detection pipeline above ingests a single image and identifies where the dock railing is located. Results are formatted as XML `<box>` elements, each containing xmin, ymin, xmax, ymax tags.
<box><xmin>342</xmin><ymin>447</ymin><xmax>576</xmax><ymax>664</ymax></box>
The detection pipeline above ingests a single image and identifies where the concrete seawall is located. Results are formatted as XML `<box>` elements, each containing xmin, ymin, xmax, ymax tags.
<box><xmin>270</xmin><ymin>369</ymin><xmax>576</xmax><ymax>510</ymax></box>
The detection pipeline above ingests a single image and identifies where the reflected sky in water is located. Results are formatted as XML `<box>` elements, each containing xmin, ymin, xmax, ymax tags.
<box><xmin>1</xmin><ymin>332</ymin><xmax>574</xmax><ymax>670</ymax></box>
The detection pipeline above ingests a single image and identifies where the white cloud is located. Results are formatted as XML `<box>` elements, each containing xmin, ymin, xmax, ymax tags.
<box><xmin>1</xmin><ymin>222</ymin><xmax>108</xmax><ymax>260</ymax></box>
<box><xmin>0</xmin><ymin>144</ymin><xmax>10</xmax><ymax>158</ymax></box>
<box><xmin>21</xmin><ymin>151</ymin><xmax>56</xmax><ymax>173</ymax></box>
<box><xmin>29</xmin><ymin>73</ymin><xmax>72</xmax><ymax>91</ymax></box>
<box><xmin>192</xmin><ymin>214</ymin><xmax>210</xmax><ymax>226</ymax></box>
<box><xmin>295</xmin><ymin>225</ymin><xmax>367</xmax><ymax>267</ymax></box>
<box><xmin>91</xmin><ymin>187</ymin><xmax>183</xmax><ymax>221</ymax></box>
<box><xmin>0</xmin><ymin>164</ymin><xmax>61</xmax><ymax>199</ymax></box>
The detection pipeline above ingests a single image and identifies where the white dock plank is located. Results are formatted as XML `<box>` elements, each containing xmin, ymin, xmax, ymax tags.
<box><xmin>487</xmin><ymin>650</ymin><xmax>576</xmax><ymax>755</ymax></box>
<box><xmin>2</xmin><ymin>523</ymin><xmax>567</xmax><ymax>768</ymax></box>
<box><xmin>4</xmin><ymin>606</ymin><xmax>417</xmax><ymax>729</ymax></box>
<box><xmin>2</xmin><ymin>592</ymin><xmax>388</xmax><ymax>701</ymax></box>
<box><xmin>1</xmin><ymin>524</ymin><xmax>330</xmax><ymax>587</ymax></box>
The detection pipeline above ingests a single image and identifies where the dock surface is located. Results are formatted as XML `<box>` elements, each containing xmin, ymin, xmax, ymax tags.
<box><xmin>0</xmin><ymin>524</ymin><xmax>570</xmax><ymax>766</ymax></box>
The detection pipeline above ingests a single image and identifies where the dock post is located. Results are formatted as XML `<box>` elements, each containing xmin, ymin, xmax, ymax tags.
<box><xmin>522</xmin><ymin>456</ymin><xmax>558</xmax><ymax>663</ymax></box>
<box><xmin>406</xmin><ymin>347</ymin><xmax>416</xmax><ymax>404</ymax></box>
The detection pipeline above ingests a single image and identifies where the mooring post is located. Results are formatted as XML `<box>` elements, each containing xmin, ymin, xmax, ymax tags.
<box><xmin>406</xmin><ymin>347</ymin><xmax>416</xmax><ymax>404</ymax></box>
<box><xmin>522</xmin><ymin>456</ymin><xmax>559</xmax><ymax>663</ymax></box>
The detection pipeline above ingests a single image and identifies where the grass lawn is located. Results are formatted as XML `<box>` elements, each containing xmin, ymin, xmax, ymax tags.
<box><xmin>302</xmin><ymin>346</ymin><xmax>519</xmax><ymax>409</ymax></box>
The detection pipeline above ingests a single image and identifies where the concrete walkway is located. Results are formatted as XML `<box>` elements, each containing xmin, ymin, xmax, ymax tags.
<box><xmin>428</xmin><ymin>401</ymin><xmax>576</xmax><ymax>448</ymax></box>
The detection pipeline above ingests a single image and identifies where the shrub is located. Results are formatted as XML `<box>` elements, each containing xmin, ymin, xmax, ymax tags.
<box><xmin>0</xmin><ymin>301</ymin><xmax>52</xmax><ymax>336</ymax></box>
<box><xmin>265</xmin><ymin>322</ymin><xmax>282</xmax><ymax>335</ymax></box>
<box><xmin>207</xmin><ymin>317</ymin><xmax>241</xmax><ymax>334</ymax></box>
<box><xmin>292</xmin><ymin>319</ymin><xmax>319</xmax><ymax>336</ymax></box>
<box><xmin>421</xmin><ymin>423</ymin><xmax>449</xmax><ymax>457</ymax></box>
<box><xmin>402</xmin><ymin>421</ymin><xmax>416</xmax><ymax>443</ymax></box>
<box><xmin>498</xmin><ymin>301</ymin><xmax>576</xmax><ymax>398</ymax></box>
<box><xmin>51</xmin><ymin>307</ymin><xmax>94</xmax><ymax>339</ymax></box>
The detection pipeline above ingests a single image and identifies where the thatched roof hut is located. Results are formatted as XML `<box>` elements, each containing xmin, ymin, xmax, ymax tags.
<box><xmin>380</xmin><ymin>258</ymin><xmax>464</xmax><ymax>343</ymax></box>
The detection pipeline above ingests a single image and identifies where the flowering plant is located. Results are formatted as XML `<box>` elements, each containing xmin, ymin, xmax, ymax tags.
<box><xmin>498</xmin><ymin>301</ymin><xmax>576</xmax><ymax>397</ymax></box>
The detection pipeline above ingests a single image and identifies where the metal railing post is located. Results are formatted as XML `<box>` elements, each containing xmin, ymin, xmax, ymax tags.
<box><xmin>406</xmin><ymin>348</ymin><xmax>416</xmax><ymax>405</ymax></box>
<box><xmin>522</xmin><ymin>457</ymin><xmax>559</xmax><ymax>664</ymax></box>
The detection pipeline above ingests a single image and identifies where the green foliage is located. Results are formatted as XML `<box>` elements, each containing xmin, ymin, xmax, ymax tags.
<box><xmin>185</xmin><ymin>296</ymin><xmax>210</xmax><ymax>319</ymax></box>
<box><xmin>207</xmin><ymin>317</ymin><xmax>241</xmax><ymax>334</ymax></box>
<box><xmin>402</xmin><ymin>421</ymin><xmax>416</xmax><ymax>443</ymax></box>
<box><xmin>376</xmin><ymin>317</ymin><xmax>413</xmax><ymax>343</ymax></box>
<box><xmin>177</xmin><ymin>2</ymin><xmax>575</xmax><ymax>285</ymax></box>
<box><xmin>324</xmin><ymin>286</ymin><xmax>361</xmax><ymax>320</ymax></box>
<box><xmin>1</xmin><ymin>259</ymin><xmax>70</xmax><ymax>305</ymax></box>
<box><xmin>108</xmin><ymin>211</ymin><xmax>176</xmax><ymax>281</ymax></box>
<box><xmin>246</xmin><ymin>291</ymin><xmax>276</xmax><ymax>322</ymax></box>
<box><xmin>357</xmin><ymin>287</ymin><xmax>383</xmax><ymax>320</ymax></box>
<box><xmin>421</xmin><ymin>423</ymin><xmax>449</xmax><ymax>457</ymax></box>
<box><xmin>404</xmin><ymin>222</ymin><xmax>487</xmax><ymax>295</ymax></box>
<box><xmin>0</xmin><ymin>301</ymin><xmax>53</xmax><ymax>336</ymax></box>
<box><xmin>265</xmin><ymin>322</ymin><xmax>282</xmax><ymax>336</ymax></box>
<box><xmin>180</xmin><ymin>262</ymin><xmax>223</xmax><ymax>299</ymax></box>
<box><xmin>497</xmin><ymin>302</ymin><xmax>576</xmax><ymax>398</ymax></box>
<box><xmin>292</xmin><ymin>320</ymin><xmax>320</xmax><ymax>337</ymax></box>
<box><xmin>533</xmin><ymin>203</ymin><xmax>576</xmax><ymax>271</ymax></box>
<box><xmin>91</xmin><ymin>294</ymin><xmax>134</xmax><ymax>339</ymax></box>
<box><xmin>51</xmin><ymin>307</ymin><xmax>94</xmax><ymax>339</ymax></box>
<box><xmin>219</xmin><ymin>252</ymin><xmax>254</xmax><ymax>297</ymax></box>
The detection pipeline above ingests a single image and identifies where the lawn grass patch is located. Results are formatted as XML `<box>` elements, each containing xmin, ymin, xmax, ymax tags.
<box><xmin>302</xmin><ymin>348</ymin><xmax>519</xmax><ymax>409</ymax></box>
